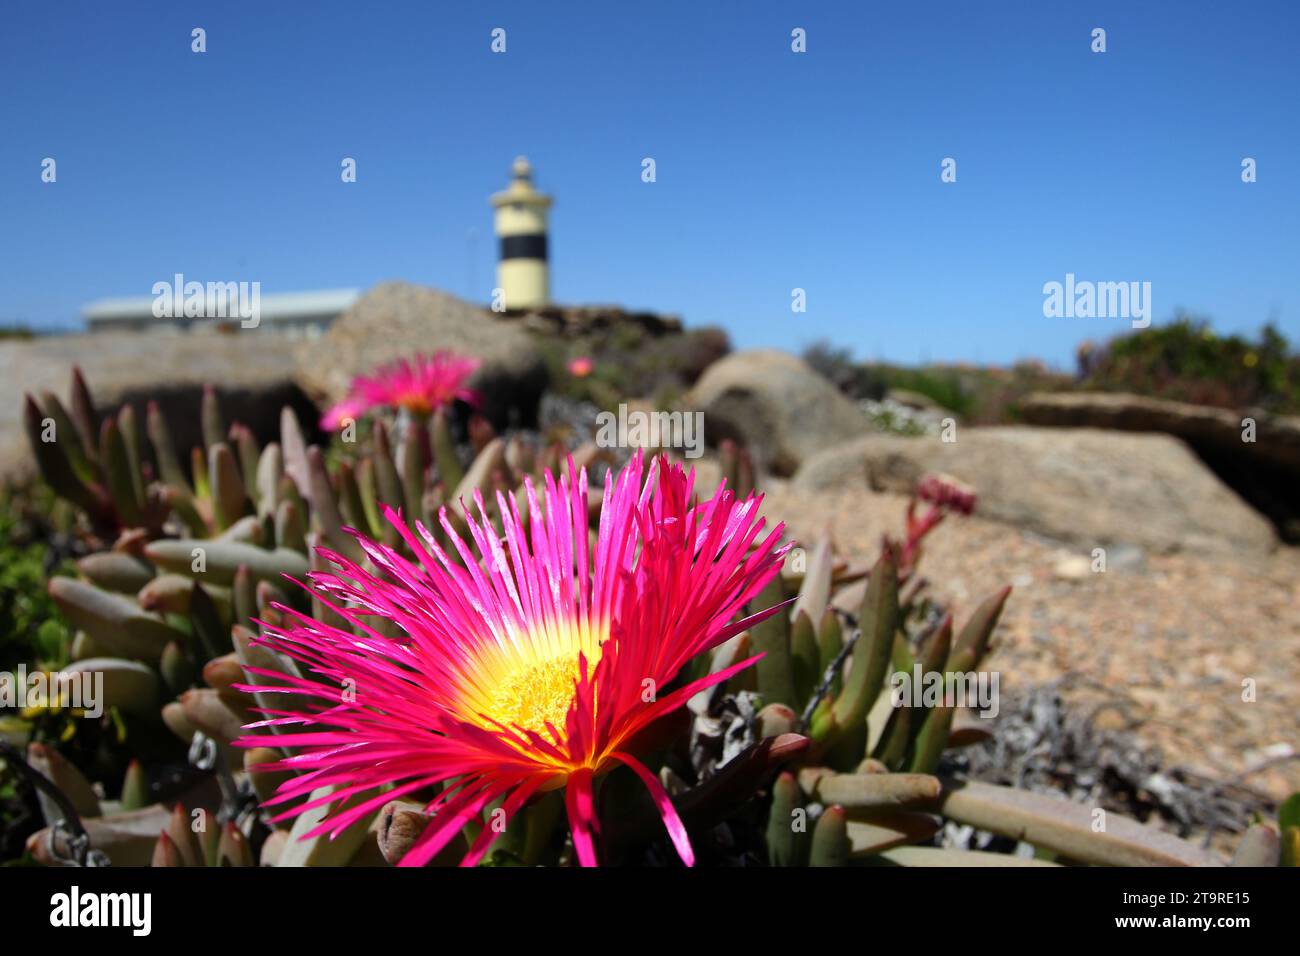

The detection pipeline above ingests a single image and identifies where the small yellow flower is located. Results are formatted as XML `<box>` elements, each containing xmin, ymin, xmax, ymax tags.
<box><xmin>1244</xmin><ymin>352</ymin><xmax>1259</xmax><ymax>368</ymax></box>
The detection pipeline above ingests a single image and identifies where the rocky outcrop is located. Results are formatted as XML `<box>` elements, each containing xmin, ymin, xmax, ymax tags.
<box><xmin>1021</xmin><ymin>392</ymin><xmax>1300</xmax><ymax>469</ymax></box>
<box><xmin>294</xmin><ymin>282</ymin><xmax>549</xmax><ymax>430</ymax></box>
<box><xmin>516</xmin><ymin>304</ymin><xmax>683</xmax><ymax>338</ymax></box>
<box><xmin>793</xmin><ymin>427</ymin><xmax>1277</xmax><ymax>556</ymax></box>
<box><xmin>1021</xmin><ymin>392</ymin><xmax>1300</xmax><ymax>540</ymax></box>
<box><xmin>1</xmin><ymin>330</ymin><xmax>312</xmax><ymax>482</ymax></box>
<box><xmin>685</xmin><ymin>350</ymin><xmax>872</xmax><ymax>476</ymax></box>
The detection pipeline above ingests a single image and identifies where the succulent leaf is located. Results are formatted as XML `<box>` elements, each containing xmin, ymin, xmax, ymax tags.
<box><xmin>200</xmin><ymin>386</ymin><xmax>225</xmax><ymax>453</ymax></box>
<box><xmin>1229</xmin><ymin>822</ymin><xmax>1281</xmax><ymax>867</ymax></box>
<box><xmin>765</xmin><ymin>771</ymin><xmax>808</xmax><ymax>866</ymax></box>
<box><xmin>117</xmin><ymin>403</ymin><xmax>148</xmax><ymax>509</ymax></box>
<box><xmin>846</xmin><ymin>811</ymin><xmax>942</xmax><ymax>857</ymax></box>
<box><xmin>873</xmin><ymin>846</ymin><xmax>1062</xmax><ymax>867</ymax></box>
<box><xmin>938</xmin><ymin>780</ymin><xmax>1225</xmax><ymax>866</ymax></box>
<box><xmin>798</xmin><ymin>769</ymin><xmax>941</xmax><ymax>811</ymax></box>
<box><xmin>165</xmin><ymin>804</ymin><xmax>205</xmax><ymax>867</ymax></box>
<box><xmin>789</xmin><ymin>609</ymin><xmax>820</xmax><ymax>709</ymax></box>
<box><xmin>209</xmin><ymin>443</ymin><xmax>250</xmax><ymax>531</ymax></box>
<box><xmin>48</xmin><ymin>578</ymin><xmax>184</xmax><ymax>662</ymax></box>
<box><xmin>789</xmin><ymin>534</ymin><xmax>833</xmax><ymax>626</ymax></box>
<box><xmin>749</xmin><ymin>575</ymin><xmax>796</xmax><ymax>708</ymax></box>
<box><xmin>809</xmin><ymin>805</ymin><xmax>849</xmax><ymax>867</ymax></box>
<box><xmin>25</xmin><ymin>742</ymin><xmax>101</xmax><ymax>824</ymax></box>
<box><xmin>24</xmin><ymin>394</ymin><xmax>113</xmax><ymax>525</ymax></box>
<box><xmin>824</xmin><ymin>549</ymin><xmax>899</xmax><ymax>741</ymax></box>
<box><xmin>27</xmin><ymin>804</ymin><xmax>170</xmax><ymax>867</ymax></box>
<box><xmin>144</xmin><ymin>539</ymin><xmax>310</xmax><ymax>586</ymax></box>
<box><xmin>59</xmin><ymin>657</ymin><xmax>160</xmax><ymax>717</ymax></box>
<box><xmin>68</xmin><ymin>366</ymin><xmax>100</xmax><ymax>459</ymax></box>
<box><xmin>306</xmin><ymin>445</ymin><xmax>359</xmax><ymax>559</ymax></box>
<box><xmin>38</xmin><ymin>391</ymin><xmax>95</xmax><ymax>485</ymax></box>
<box><xmin>146</xmin><ymin>400</ymin><xmax>189</xmax><ymax>491</ymax></box>
<box><xmin>76</xmin><ymin>551</ymin><xmax>154</xmax><ymax>593</ymax></box>
<box><xmin>430</xmin><ymin>406</ymin><xmax>465</xmax><ymax>491</ymax></box>
<box><xmin>279</xmin><ymin>406</ymin><xmax>311</xmax><ymax>496</ymax></box>
<box><xmin>188</xmin><ymin>580</ymin><xmax>232</xmax><ymax>661</ymax></box>
<box><xmin>120</xmin><ymin>760</ymin><xmax>150</xmax><ymax>811</ymax></box>
<box><xmin>815</xmin><ymin>607</ymin><xmax>843</xmax><ymax>698</ymax></box>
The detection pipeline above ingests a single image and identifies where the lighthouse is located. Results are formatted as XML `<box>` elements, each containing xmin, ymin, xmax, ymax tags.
<box><xmin>490</xmin><ymin>156</ymin><xmax>552</xmax><ymax>310</ymax></box>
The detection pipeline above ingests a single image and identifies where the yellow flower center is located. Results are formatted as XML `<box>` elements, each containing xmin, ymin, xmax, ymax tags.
<box><xmin>486</xmin><ymin>653</ymin><xmax>584</xmax><ymax>736</ymax></box>
<box><xmin>396</xmin><ymin>392</ymin><xmax>433</xmax><ymax>415</ymax></box>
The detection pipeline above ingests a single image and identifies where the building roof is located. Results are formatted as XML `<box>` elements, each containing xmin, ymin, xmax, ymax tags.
<box><xmin>83</xmin><ymin>288</ymin><xmax>361</xmax><ymax>323</ymax></box>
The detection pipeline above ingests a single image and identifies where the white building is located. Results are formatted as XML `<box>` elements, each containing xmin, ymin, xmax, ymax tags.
<box><xmin>83</xmin><ymin>288</ymin><xmax>360</xmax><ymax>337</ymax></box>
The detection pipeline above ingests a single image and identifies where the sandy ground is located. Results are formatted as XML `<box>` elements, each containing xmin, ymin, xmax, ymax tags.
<box><xmin>759</xmin><ymin>480</ymin><xmax>1300</xmax><ymax>804</ymax></box>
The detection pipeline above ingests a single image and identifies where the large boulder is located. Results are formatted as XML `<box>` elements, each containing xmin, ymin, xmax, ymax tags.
<box><xmin>1021</xmin><ymin>391</ymin><xmax>1300</xmax><ymax>469</ymax></box>
<box><xmin>294</xmin><ymin>282</ymin><xmax>548</xmax><ymax>429</ymax></box>
<box><xmin>686</xmin><ymin>349</ymin><xmax>871</xmax><ymax>475</ymax></box>
<box><xmin>1022</xmin><ymin>392</ymin><xmax>1300</xmax><ymax>540</ymax></box>
<box><xmin>1</xmin><ymin>330</ymin><xmax>312</xmax><ymax>482</ymax></box>
<box><xmin>793</xmin><ymin>426</ymin><xmax>1277</xmax><ymax>556</ymax></box>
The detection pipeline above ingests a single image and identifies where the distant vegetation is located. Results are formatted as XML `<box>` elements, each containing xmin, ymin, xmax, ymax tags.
<box><xmin>538</xmin><ymin>324</ymin><xmax>730</xmax><ymax>410</ymax></box>
<box><xmin>806</xmin><ymin>315</ymin><xmax>1300</xmax><ymax>422</ymax></box>
<box><xmin>802</xmin><ymin>341</ymin><xmax>1070</xmax><ymax>424</ymax></box>
<box><xmin>1079</xmin><ymin>315</ymin><xmax>1300</xmax><ymax>415</ymax></box>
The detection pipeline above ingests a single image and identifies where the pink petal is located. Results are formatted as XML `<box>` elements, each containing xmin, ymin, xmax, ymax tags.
<box><xmin>564</xmin><ymin>767</ymin><xmax>600</xmax><ymax>867</ymax></box>
<box><xmin>610</xmin><ymin>751</ymin><xmax>694</xmax><ymax>867</ymax></box>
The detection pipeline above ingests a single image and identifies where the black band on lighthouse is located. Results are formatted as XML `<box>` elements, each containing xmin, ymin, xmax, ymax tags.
<box><xmin>500</xmin><ymin>234</ymin><xmax>548</xmax><ymax>261</ymax></box>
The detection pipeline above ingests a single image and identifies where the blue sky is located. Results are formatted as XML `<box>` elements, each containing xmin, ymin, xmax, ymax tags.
<box><xmin>2</xmin><ymin>1</ymin><xmax>1297</xmax><ymax>367</ymax></box>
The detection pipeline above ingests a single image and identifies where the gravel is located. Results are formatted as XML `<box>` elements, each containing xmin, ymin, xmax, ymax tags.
<box><xmin>759</xmin><ymin>479</ymin><xmax>1300</xmax><ymax>805</ymax></box>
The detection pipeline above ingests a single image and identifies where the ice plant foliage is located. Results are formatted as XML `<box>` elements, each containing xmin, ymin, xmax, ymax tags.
<box><xmin>916</xmin><ymin>472</ymin><xmax>976</xmax><ymax>515</ymax></box>
<box><xmin>321</xmin><ymin>351</ymin><xmax>481</xmax><ymax>429</ymax></box>
<box><xmin>900</xmin><ymin>472</ymin><xmax>977</xmax><ymax>569</ymax></box>
<box><xmin>236</xmin><ymin>451</ymin><xmax>788</xmax><ymax>866</ymax></box>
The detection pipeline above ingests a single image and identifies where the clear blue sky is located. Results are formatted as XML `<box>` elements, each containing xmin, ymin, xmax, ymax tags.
<box><xmin>2</xmin><ymin>1</ymin><xmax>1297</xmax><ymax>367</ymax></box>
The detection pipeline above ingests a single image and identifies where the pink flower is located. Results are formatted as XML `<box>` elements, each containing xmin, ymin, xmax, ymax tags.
<box><xmin>567</xmin><ymin>356</ymin><xmax>594</xmax><ymax>378</ymax></box>
<box><xmin>320</xmin><ymin>398</ymin><xmax>364</xmax><ymax>432</ymax></box>
<box><xmin>235</xmin><ymin>451</ymin><xmax>788</xmax><ymax>866</ymax></box>
<box><xmin>321</xmin><ymin>351</ymin><xmax>481</xmax><ymax>428</ymax></box>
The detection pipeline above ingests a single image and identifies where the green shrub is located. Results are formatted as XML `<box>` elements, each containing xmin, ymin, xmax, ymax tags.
<box><xmin>0</xmin><ymin>485</ymin><xmax>75</xmax><ymax>672</ymax></box>
<box><xmin>802</xmin><ymin>342</ymin><xmax>1072</xmax><ymax>424</ymax></box>
<box><xmin>1081</xmin><ymin>316</ymin><xmax>1300</xmax><ymax>413</ymax></box>
<box><xmin>0</xmin><ymin>325</ymin><xmax>35</xmax><ymax>342</ymax></box>
<box><xmin>537</xmin><ymin>326</ymin><xmax>729</xmax><ymax>410</ymax></box>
